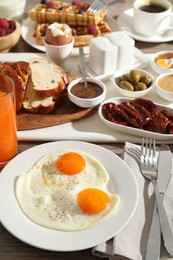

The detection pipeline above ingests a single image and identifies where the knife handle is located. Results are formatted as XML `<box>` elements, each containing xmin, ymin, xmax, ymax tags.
<box><xmin>145</xmin><ymin>201</ymin><xmax>161</xmax><ymax>260</ymax></box>
<box><xmin>153</xmin><ymin>181</ymin><xmax>173</xmax><ymax>257</ymax></box>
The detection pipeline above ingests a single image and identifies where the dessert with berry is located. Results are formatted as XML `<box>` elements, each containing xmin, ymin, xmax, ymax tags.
<box><xmin>29</xmin><ymin>0</ymin><xmax>107</xmax><ymax>25</ymax></box>
<box><xmin>29</xmin><ymin>0</ymin><xmax>111</xmax><ymax>47</ymax></box>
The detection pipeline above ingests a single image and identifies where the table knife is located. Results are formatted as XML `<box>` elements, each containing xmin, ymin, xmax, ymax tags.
<box><xmin>145</xmin><ymin>144</ymin><xmax>172</xmax><ymax>260</ymax></box>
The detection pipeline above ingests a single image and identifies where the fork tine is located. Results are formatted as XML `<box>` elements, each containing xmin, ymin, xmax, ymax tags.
<box><xmin>88</xmin><ymin>0</ymin><xmax>107</xmax><ymax>13</ymax></box>
<box><xmin>140</xmin><ymin>138</ymin><xmax>145</xmax><ymax>164</ymax></box>
<box><xmin>141</xmin><ymin>138</ymin><xmax>156</xmax><ymax>168</ymax></box>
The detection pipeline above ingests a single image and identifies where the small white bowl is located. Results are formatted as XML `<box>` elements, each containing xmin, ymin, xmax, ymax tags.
<box><xmin>67</xmin><ymin>77</ymin><xmax>106</xmax><ymax>108</ymax></box>
<box><xmin>150</xmin><ymin>51</ymin><xmax>173</xmax><ymax>75</ymax></box>
<box><xmin>155</xmin><ymin>72</ymin><xmax>173</xmax><ymax>101</ymax></box>
<box><xmin>113</xmin><ymin>69</ymin><xmax>154</xmax><ymax>98</ymax></box>
<box><xmin>44</xmin><ymin>36</ymin><xmax>74</xmax><ymax>66</ymax></box>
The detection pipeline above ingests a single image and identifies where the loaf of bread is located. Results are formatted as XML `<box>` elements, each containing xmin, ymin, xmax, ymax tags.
<box><xmin>29</xmin><ymin>57</ymin><xmax>69</xmax><ymax>98</ymax></box>
<box><xmin>29</xmin><ymin>1</ymin><xmax>107</xmax><ymax>26</ymax></box>
<box><xmin>0</xmin><ymin>61</ymin><xmax>30</xmax><ymax>112</ymax></box>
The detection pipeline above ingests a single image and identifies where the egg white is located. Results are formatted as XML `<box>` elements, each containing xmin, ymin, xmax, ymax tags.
<box><xmin>15</xmin><ymin>149</ymin><xmax>120</xmax><ymax>231</ymax></box>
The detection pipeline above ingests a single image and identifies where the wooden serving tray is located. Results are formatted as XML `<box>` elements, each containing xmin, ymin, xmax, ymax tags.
<box><xmin>17</xmin><ymin>95</ymin><xmax>97</xmax><ymax>130</ymax></box>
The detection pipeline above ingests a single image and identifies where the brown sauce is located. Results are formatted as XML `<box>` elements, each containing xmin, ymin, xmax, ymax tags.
<box><xmin>158</xmin><ymin>74</ymin><xmax>173</xmax><ymax>92</ymax></box>
<box><xmin>71</xmin><ymin>82</ymin><xmax>103</xmax><ymax>99</ymax></box>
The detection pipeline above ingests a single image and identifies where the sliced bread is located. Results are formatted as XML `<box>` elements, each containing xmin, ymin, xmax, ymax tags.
<box><xmin>23</xmin><ymin>75</ymin><xmax>58</xmax><ymax>114</ymax></box>
<box><xmin>29</xmin><ymin>57</ymin><xmax>69</xmax><ymax>98</ymax></box>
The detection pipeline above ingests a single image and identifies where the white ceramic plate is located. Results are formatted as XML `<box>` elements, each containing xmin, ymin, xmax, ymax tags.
<box><xmin>0</xmin><ymin>141</ymin><xmax>138</xmax><ymax>251</ymax></box>
<box><xmin>117</xmin><ymin>8</ymin><xmax>173</xmax><ymax>43</ymax></box>
<box><xmin>99</xmin><ymin>97</ymin><xmax>173</xmax><ymax>141</ymax></box>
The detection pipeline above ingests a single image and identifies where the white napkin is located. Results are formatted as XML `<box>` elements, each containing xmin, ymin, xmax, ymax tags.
<box><xmin>92</xmin><ymin>142</ymin><xmax>173</xmax><ymax>260</ymax></box>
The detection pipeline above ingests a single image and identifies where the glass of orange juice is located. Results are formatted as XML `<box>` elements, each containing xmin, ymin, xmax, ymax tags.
<box><xmin>0</xmin><ymin>73</ymin><xmax>18</xmax><ymax>167</ymax></box>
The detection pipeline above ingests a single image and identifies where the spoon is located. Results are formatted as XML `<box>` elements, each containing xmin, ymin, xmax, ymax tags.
<box><xmin>79</xmin><ymin>46</ymin><xmax>88</xmax><ymax>88</ymax></box>
<box><xmin>157</xmin><ymin>58</ymin><xmax>173</xmax><ymax>68</ymax></box>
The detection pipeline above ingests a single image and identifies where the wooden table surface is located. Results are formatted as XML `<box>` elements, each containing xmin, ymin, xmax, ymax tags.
<box><xmin>1</xmin><ymin>0</ymin><xmax>173</xmax><ymax>259</ymax></box>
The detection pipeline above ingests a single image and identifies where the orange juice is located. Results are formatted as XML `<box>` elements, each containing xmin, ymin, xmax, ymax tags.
<box><xmin>0</xmin><ymin>76</ymin><xmax>18</xmax><ymax>167</ymax></box>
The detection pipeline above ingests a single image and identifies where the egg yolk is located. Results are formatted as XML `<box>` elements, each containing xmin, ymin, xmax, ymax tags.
<box><xmin>77</xmin><ymin>188</ymin><xmax>110</xmax><ymax>214</ymax></box>
<box><xmin>156</xmin><ymin>59</ymin><xmax>170</xmax><ymax>68</ymax></box>
<box><xmin>56</xmin><ymin>152</ymin><xmax>86</xmax><ymax>175</ymax></box>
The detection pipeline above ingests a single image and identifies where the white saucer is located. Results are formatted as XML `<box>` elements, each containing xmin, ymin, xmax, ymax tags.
<box><xmin>117</xmin><ymin>8</ymin><xmax>173</xmax><ymax>43</ymax></box>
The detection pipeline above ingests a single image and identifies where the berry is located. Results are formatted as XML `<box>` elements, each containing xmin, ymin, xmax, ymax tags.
<box><xmin>8</xmin><ymin>20</ymin><xmax>16</xmax><ymax>30</ymax></box>
<box><xmin>6</xmin><ymin>28</ymin><xmax>13</xmax><ymax>35</ymax></box>
<box><xmin>72</xmin><ymin>0</ymin><xmax>81</xmax><ymax>7</ymax></box>
<box><xmin>87</xmin><ymin>25</ymin><xmax>98</xmax><ymax>35</ymax></box>
<box><xmin>0</xmin><ymin>18</ymin><xmax>9</xmax><ymax>30</ymax></box>
<box><xmin>0</xmin><ymin>28</ymin><xmax>6</xmax><ymax>36</ymax></box>
<box><xmin>78</xmin><ymin>9</ymin><xmax>84</xmax><ymax>14</ymax></box>
<box><xmin>59</xmin><ymin>6</ymin><xmax>65</xmax><ymax>10</ymax></box>
<box><xmin>82</xmin><ymin>3</ymin><xmax>90</xmax><ymax>10</ymax></box>
<box><xmin>46</xmin><ymin>1</ymin><xmax>56</xmax><ymax>8</ymax></box>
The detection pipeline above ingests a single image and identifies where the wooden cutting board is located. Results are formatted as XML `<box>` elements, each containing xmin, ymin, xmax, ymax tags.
<box><xmin>17</xmin><ymin>95</ymin><xmax>97</xmax><ymax>130</ymax></box>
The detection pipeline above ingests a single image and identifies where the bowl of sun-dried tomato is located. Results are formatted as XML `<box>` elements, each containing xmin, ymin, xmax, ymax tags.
<box><xmin>0</xmin><ymin>18</ymin><xmax>20</xmax><ymax>52</ymax></box>
<box><xmin>98</xmin><ymin>97</ymin><xmax>173</xmax><ymax>140</ymax></box>
<box><xmin>113</xmin><ymin>69</ymin><xmax>154</xmax><ymax>98</ymax></box>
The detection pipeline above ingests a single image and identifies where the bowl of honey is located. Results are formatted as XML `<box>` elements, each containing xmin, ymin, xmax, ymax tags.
<box><xmin>150</xmin><ymin>51</ymin><xmax>173</xmax><ymax>75</ymax></box>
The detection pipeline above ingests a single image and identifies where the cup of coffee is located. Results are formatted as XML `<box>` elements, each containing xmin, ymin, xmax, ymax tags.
<box><xmin>133</xmin><ymin>0</ymin><xmax>172</xmax><ymax>36</ymax></box>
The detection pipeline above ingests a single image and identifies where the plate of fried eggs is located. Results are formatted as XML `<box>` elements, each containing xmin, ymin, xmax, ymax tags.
<box><xmin>0</xmin><ymin>141</ymin><xmax>138</xmax><ymax>251</ymax></box>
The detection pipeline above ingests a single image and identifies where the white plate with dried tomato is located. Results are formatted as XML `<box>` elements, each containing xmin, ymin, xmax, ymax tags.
<box><xmin>98</xmin><ymin>97</ymin><xmax>173</xmax><ymax>141</ymax></box>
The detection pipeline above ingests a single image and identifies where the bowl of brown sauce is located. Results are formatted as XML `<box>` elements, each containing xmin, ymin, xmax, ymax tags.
<box><xmin>155</xmin><ymin>72</ymin><xmax>173</xmax><ymax>101</ymax></box>
<box><xmin>67</xmin><ymin>77</ymin><xmax>106</xmax><ymax>108</ymax></box>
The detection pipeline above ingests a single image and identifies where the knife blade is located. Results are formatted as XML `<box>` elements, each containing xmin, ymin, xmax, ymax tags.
<box><xmin>145</xmin><ymin>144</ymin><xmax>172</xmax><ymax>260</ymax></box>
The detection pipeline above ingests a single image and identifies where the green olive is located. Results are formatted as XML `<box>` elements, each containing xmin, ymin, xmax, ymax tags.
<box><xmin>129</xmin><ymin>70</ymin><xmax>141</xmax><ymax>83</ymax></box>
<box><xmin>120</xmin><ymin>81</ymin><xmax>134</xmax><ymax>91</ymax></box>
<box><xmin>140</xmin><ymin>75</ymin><xmax>152</xmax><ymax>86</ymax></box>
<box><xmin>119</xmin><ymin>74</ymin><xmax>129</xmax><ymax>82</ymax></box>
<box><xmin>134</xmin><ymin>82</ymin><xmax>147</xmax><ymax>91</ymax></box>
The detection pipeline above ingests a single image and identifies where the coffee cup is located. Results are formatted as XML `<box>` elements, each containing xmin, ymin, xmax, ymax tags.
<box><xmin>133</xmin><ymin>0</ymin><xmax>172</xmax><ymax>36</ymax></box>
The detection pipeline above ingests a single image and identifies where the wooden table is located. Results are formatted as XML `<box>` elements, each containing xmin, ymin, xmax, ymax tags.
<box><xmin>1</xmin><ymin>0</ymin><xmax>173</xmax><ymax>259</ymax></box>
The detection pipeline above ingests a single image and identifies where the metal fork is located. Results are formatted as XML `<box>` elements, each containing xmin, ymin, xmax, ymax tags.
<box><xmin>140</xmin><ymin>138</ymin><xmax>173</xmax><ymax>258</ymax></box>
<box><xmin>87</xmin><ymin>0</ymin><xmax>107</xmax><ymax>14</ymax></box>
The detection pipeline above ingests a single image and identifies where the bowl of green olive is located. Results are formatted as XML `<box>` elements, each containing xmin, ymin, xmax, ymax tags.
<box><xmin>113</xmin><ymin>69</ymin><xmax>154</xmax><ymax>98</ymax></box>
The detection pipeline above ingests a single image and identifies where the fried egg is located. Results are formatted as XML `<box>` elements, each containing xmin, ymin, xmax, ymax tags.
<box><xmin>15</xmin><ymin>149</ymin><xmax>120</xmax><ymax>231</ymax></box>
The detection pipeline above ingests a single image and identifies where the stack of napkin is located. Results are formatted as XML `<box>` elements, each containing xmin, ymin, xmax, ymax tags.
<box><xmin>92</xmin><ymin>142</ymin><xmax>173</xmax><ymax>260</ymax></box>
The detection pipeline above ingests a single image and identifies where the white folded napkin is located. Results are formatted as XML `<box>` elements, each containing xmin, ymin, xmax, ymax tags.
<box><xmin>92</xmin><ymin>142</ymin><xmax>173</xmax><ymax>260</ymax></box>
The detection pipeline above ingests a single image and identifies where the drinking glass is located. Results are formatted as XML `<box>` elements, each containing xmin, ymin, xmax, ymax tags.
<box><xmin>0</xmin><ymin>73</ymin><xmax>18</xmax><ymax>168</ymax></box>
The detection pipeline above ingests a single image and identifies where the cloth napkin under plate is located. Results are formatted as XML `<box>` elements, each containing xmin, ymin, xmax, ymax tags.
<box><xmin>92</xmin><ymin>142</ymin><xmax>173</xmax><ymax>260</ymax></box>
